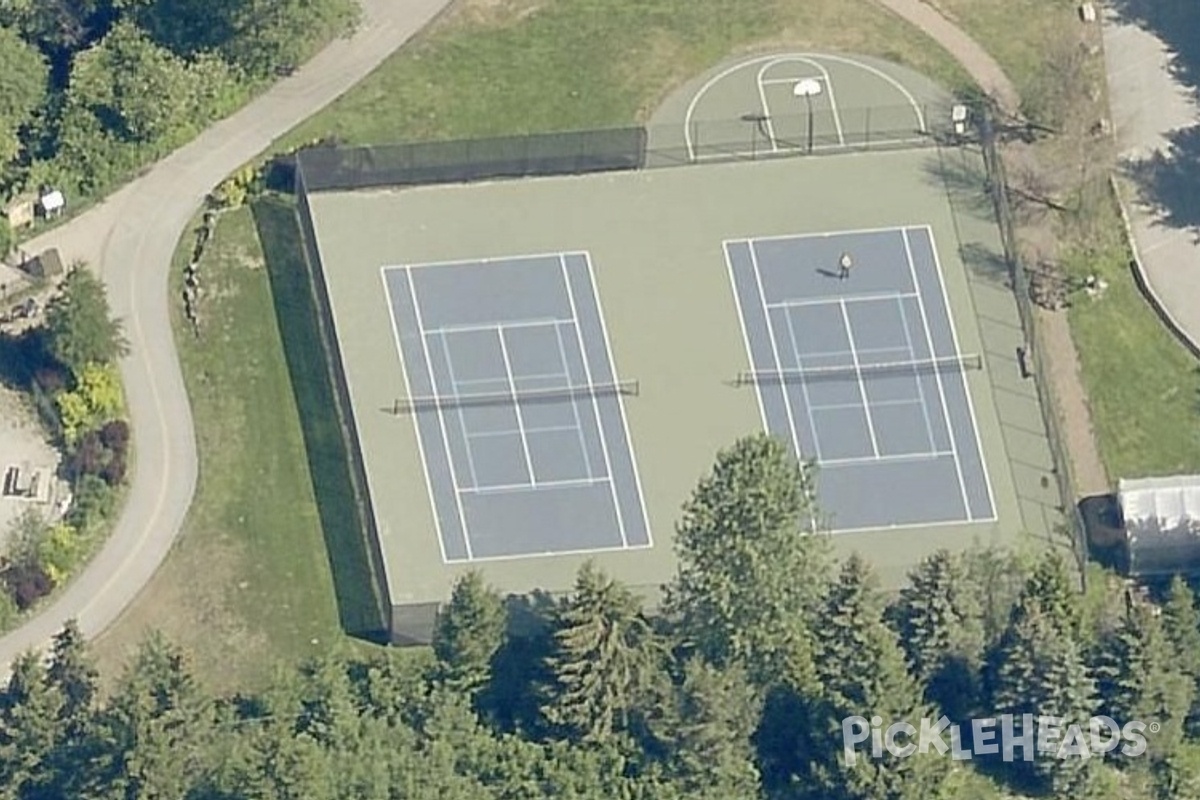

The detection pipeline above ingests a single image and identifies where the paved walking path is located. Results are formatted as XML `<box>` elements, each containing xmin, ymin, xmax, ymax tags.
<box><xmin>1102</xmin><ymin>9</ymin><xmax>1200</xmax><ymax>355</ymax></box>
<box><xmin>872</xmin><ymin>0</ymin><xmax>1020</xmax><ymax>116</ymax></box>
<box><xmin>0</xmin><ymin>0</ymin><xmax>454</xmax><ymax>674</ymax></box>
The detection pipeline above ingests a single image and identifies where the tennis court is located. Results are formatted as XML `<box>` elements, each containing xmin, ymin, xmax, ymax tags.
<box><xmin>382</xmin><ymin>252</ymin><xmax>650</xmax><ymax>561</ymax></box>
<box><xmin>726</xmin><ymin>225</ymin><xmax>996</xmax><ymax>531</ymax></box>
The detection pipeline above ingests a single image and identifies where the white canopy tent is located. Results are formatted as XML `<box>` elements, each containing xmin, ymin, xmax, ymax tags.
<box><xmin>1120</xmin><ymin>475</ymin><xmax>1200</xmax><ymax>577</ymax></box>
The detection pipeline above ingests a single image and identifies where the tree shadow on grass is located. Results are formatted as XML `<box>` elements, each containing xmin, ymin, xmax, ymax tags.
<box><xmin>251</xmin><ymin>195</ymin><xmax>389</xmax><ymax>644</ymax></box>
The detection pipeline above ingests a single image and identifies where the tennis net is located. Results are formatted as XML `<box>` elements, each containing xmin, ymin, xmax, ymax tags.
<box><xmin>392</xmin><ymin>379</ymin><xmax>640</xmax><ymax>414</ymax></box>
<box><xmin>736</xmin><ymin>354</ymin><xmax>983</xmax><ymax>386</ymax></box>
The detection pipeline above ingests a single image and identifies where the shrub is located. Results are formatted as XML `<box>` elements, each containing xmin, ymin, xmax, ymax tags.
<box><xmin>67</xmin><ymin>474</ymin><xmax>115</xmax><ymax>531</ymax></box>
<box><xmin>37</xmin><ymin>524</ymin><xmax>83</xmax><ymax>586</ymax></box>
<box><xmin>100</xmin><ymin>450</ymin><xmax>127</xmax><ymax>486</ymax></box>
<box><xmin>5</xmin><ymin>561</ymin><xmax>53</xmax><ymax>610</ymax></box>
<box><xmin>66</xmin><ymin>430</ymin><xmax>109</xmax><ymax>480</ymax></box>
<box><xmin>99</xmin><ymin>419</ymin><xmax>130</xmax><ymax>450</ymax></box>
<box><xmin>0</xmin><ymin>589</ymin><xmax>17</xmax><ymax>628</ymax></box>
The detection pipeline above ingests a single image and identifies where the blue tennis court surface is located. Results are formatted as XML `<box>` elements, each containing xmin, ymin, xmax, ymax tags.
<box><xmin>382</xmin><ymin>253</ymin><xmax>651</xmax><ymax>562</ymax></box>
<box><xmin>726</xmin><ymin>226</ymin><xmax>996</xmax><ymax>532</ymax></box>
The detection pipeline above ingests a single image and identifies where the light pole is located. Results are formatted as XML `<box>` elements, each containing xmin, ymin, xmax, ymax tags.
<box><xmin>793</xmin><ymin>78</ymin><xmax>823</xmax><ymax>154</ymax></box>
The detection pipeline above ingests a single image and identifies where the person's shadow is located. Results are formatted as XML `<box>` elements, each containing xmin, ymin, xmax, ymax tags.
<box><xmin>815</xmin><ymin>267</ymin><xmax>840</xmax><ymax>279</ymax></box>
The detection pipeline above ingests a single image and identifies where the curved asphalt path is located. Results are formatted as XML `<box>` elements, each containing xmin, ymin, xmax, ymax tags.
<box><xmin>0</xmin><ymin>0</ymin><xmax>453</xmax><ymax>673</ymax></box>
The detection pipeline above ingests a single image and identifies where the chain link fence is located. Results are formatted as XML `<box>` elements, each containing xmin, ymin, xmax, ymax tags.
<box><xmin>293</xmin><ymin>102</ymin><xmax>954</xmax><ymax>193</ymax></box>
<box><xmin>978</xmin><ymin>103</ymin><xmax>1089</xmax><ymax>587</ymax></box>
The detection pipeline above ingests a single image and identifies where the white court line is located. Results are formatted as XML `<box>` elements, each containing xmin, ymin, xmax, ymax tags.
<box><xmin>458</xmin><ymin>475</ymin><xmax>611</xmax><ymax>496</ymax></box>
<box><xmin>921</xmin><ymin>224</ymin><xmax>998</xmax><ymax>519</ymax></box>
<box><xmin>724</xmin><ymin>226</ymin><xmax>909</xmax><ymax>247</ymax></box>
<box><xmin>755</xmin><ymin>62</ymin><xmax>781</xmax><ymax>152</ymax></box>
<box><xmin>766</xmin><ymin>344</ymin><xmax>913</xmax><ymax>361</ymax></box>
<box><xmin>838</xmin><ymin>298</ymin><xmax>880</xmax><ymax>457</ymax></box>
<box><xmin>820</xmin><ymin>450</ymin><xmax>954</xmax><ymax>467</ymax></box>
<box><xmin>394</xmin><ymin>250</ymin><xmax>580</xmax><ymax>272</ymax></box>
<box><xmin>497</xmin><ymin>328</ymin><xmax>537</xmax><ymax>486</ymax></box>
<box><xmin>433</xmin><ymin>317</ymin><xmax>566</xmax><ymax>336</ymax></box>
<box><xmin>434</xmin><ymin>331</ymin><xmax>483</xmax><ymax>490</ymax></box>
<box><xmin>580</xmin><ymin>251</ymin><xmax>654</xmax><ymax>548</ymax></box>
<box><xmin>781</xmin><ymin>297</ymin><xmax>827</xmax><ymax>462</ymax></box>
<box><xmin>560</xmin><ymin>255</ymin><xmax>628</xmax><ymax>548</ymax></box>
<box><xmin>467</xmin><ymin>423</ymin><xmax>583</xmax><ymax>441</ymax></box>
<box><xmin>455</xmin><ymin>368</ymin><xmax>569</xmax><ymax>388</ymax></box>
<box><xmin>755</xmin><ymin>56</ymin><xmax>844</xmax><ymax>149</ymax></box>
<box><xmin>808</xmin><ymin>398</ymin><xmax>924</xmax><ymax>413</ymax></box>
<box><xmin>894</xmin><ymin>295</ymin><xmax>938</xmax><ymax>451</ymax></box>
<box><xmin>804</xmin><ymin>57</ymin><xmax>845</xmax><ymax>146</ymax></box>
<box><xmin>723</xmin><ymin>243</ymin><xmax>771</xmax><ymax>437</ymax></box>
<box><xmin>903</xmin><ymin>228</ymin><xmax>971</xmax><ymax>521</ymax></box>
<box><xmin>682</xmin><ymin>52</ymin><xmax>925</xmax><ymax>162</ymax></box>
<box><xmin>552</xmin><ymin>320</ymin><xmax>599</xmax><ymax>481</ymax></box>
<box><xmin>450</xmin><ymin>538</ymin><xmax>653</xmax><ymax>565</ymax></box>
<box><xmin>379</xmin><ymin>268</ymin><xmax>449</xmax><ymax>564</ymax></box>
<box><xmin>749</xmin><ymin>243</ymin><xmax>813</xmax><ymax>460</ymax></box>
<box><xmin>831</xmin><ymin>514</ymin><xmax>993</xmax><ymax>536</ymax></box>
<box><xmin>765</xmin><ymin>291</ymin><xmax>921</xmax><ymax>310</ymax></box>
<box><xmin>405</xmin><ymin>271</ymin><xmax>474</xmax><ymax>561</ymax></box>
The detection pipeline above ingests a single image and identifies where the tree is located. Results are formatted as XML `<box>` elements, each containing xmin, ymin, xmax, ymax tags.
<box><xmin>1091</xmin><ymin>594</ymin><xmax>1192</xmax><ymax>758</ymax></box>
<box><xmin>0</xmin><ymin>25</ymin><xmax>48</xmax><ymax>165</ymax></box>
<box><xmin>66</xmin><ymin>21</ymin><xmax>200</xmax><ymax>144</ymax></box>
<box><xmin>807</xmin><ymin>554</ymin><xmax>949</xmax><ymax>800</ymax></box>
<box><xmin>652</xmin><ymin>659</ymin><xmax>762</xmax><ymax>799</ymax></box>
<box><xmin>1162</xmin><ymin>577</ymin><xmax>1200</xmax><ymax>734</ymax></box>
<box><xmin>541</xmin><ymin>561</ymin><xmax>658</xmax><ymax>743</ymax></box>
<box><xmin>888</xmin><ymin>549</ymin><xmax>985</xmax><ymax>719</ymax></box>
<box><xmin>97</xmin><ymin>633</ymin><xmax>217</xmax><ymax>799</ymax></box>
<box><xmin>0</xmin><ymin>653</ymin><xmax>62</xmax><ymax>797</ymax></box>
<box><xmin>432</xmin><ymin>571</ymin><xmax>506</xmax><ymax>697</ymax></box>
<box><xmin>664</xmin><ymin>434</ymin><xmax>829</xmax><ymax>688</ymax></box>
<box><xmin>220</xmin><ymin>0</ymin><xmax>357</xmax><ymax>78</ymax></box>
<box><xmin>989</xmin><ymin>605</ymin><xmax>1097</xmax><ymax>793</ymax></box>
<box><xmin>44</xmin><ymin>263</ymin><xmax>127</xmax><ymax>376</ymax></box>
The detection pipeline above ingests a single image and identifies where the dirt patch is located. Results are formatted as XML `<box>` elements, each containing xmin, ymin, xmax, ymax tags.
<box><xmin>0</xmin><ymin>385</ymin><xmax>64</xmax><ymax>547</ymax></box>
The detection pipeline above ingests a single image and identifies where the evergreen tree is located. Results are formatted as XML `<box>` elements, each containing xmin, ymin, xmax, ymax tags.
<box><xmin>807</xmin><ymin>554</ymin><xmax>950</xmax><ymax>800</ymax></box>
<box><xmin>1090</xmin><ymin>594</ymin><xmax>1192</xmax><ymax>758</ymax></box>
<box><xmin>541</xmin><ymin>561</ymin><xmax>658</xmax><ymax>743</ymax></box>
<box><xmin>432</xmin><ymin>570</ymin><xmax>506</xmax><ymax>697</ymax></box>
<box><xmin>1162</xmin><ymin>576</ymin><xmax>1200</xmax><ymax>735</ymax></box>
<box><xmin>888</xmin><ymin>549</ymin><xmax>985</xmax><ymax>719</ymax></box>
<box><xmin>1011</xmin><ymin>553</ymin><xmax>1080</xmax><ymax>636</ymax></box>
<box><xmin>0</xmin><ymin>653</ymin><xmax>62</xmax><ymax>798</ymax></box>
<box><xmin>95</xmin><ymin>633</ymin><xmax>217</xmax><ymax>798</ymax></box>
<box><xmin>989</xmin><ymin>605</ymin><xmax>1097</xmax><ymax>794</ymax></box>
<box><xmin>664</xmin><ymin>434</ymin><xmax>829</xmax><ymax>689</ymax></box>
<box><xmin>653</xmin><ymin>659</ymin><xmax>762</xmax><ymax>799</ymax></box>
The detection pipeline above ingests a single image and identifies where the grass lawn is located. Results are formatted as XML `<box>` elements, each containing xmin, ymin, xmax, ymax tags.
<box><xmin>1061</xmin><ymin>193</ymin><xmax>1200</xmax><ymax>481</ymax></box>
<box><xmin>96</xmin><ymin>0</ymin><xmax>999</xmax><ymax>683</ymax></box>
<box><xmin>279</xmin><ymin>0</ymin><xmax>971</xmax><ymax>148</ymax></box>
<box><xmin>92</xmin><ymin>204</ymin><xmax>383</xmax><ymax>690</ymax></box>
<box><xmin>928</xmin><ymin>0</ymin><xmax>1079</xmax><ymax>100</ymax></box>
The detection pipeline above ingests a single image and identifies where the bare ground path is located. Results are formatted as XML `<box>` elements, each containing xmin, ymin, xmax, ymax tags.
<box><xmin>0</xmin><ymin>0</ymin><xmax>455</xmax><ymax>674</ymax></box>
<box><xmin>871</xmin><ymin>0</ymin><xmax>1111</xmax><ymax>498</ymax></box>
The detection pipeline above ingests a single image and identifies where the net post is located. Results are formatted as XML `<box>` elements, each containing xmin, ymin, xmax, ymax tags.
<box><xmin>865</xmin><ymin>107</ymin><xmax>872</xmax><ymax>150</ymax></box>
